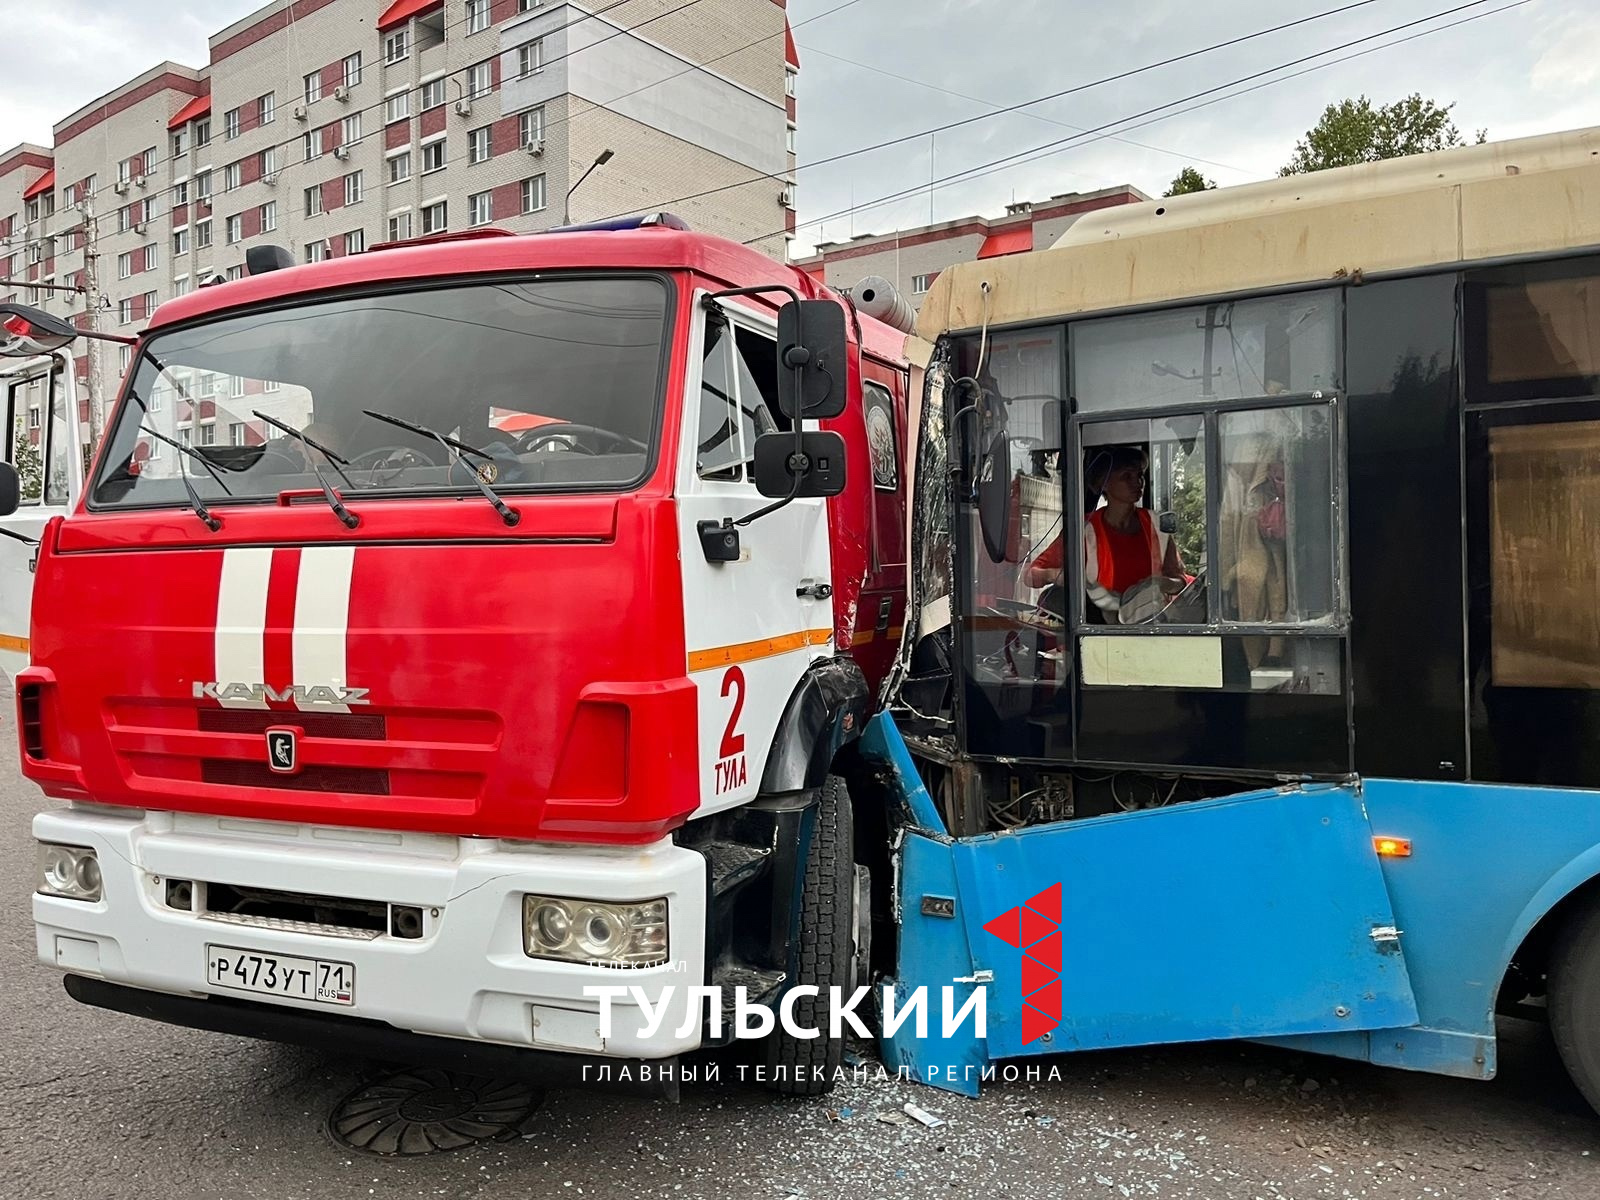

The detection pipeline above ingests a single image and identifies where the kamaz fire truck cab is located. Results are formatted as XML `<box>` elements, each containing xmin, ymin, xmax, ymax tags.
<box><xmin>3</xmin><ymin>217</ymin><xmax>911</xmax><ymax>1095</ymax></box>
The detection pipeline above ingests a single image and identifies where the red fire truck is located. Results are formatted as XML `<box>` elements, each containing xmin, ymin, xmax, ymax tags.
<box><xmin>1</xmin><ymin>217</ymin><xmax>911</xmax><ymax>1095</ymax></box>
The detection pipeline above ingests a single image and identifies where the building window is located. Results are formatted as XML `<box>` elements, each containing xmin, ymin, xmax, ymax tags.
<box><xmin>519</xmin><ymin>107</ymin><xmax>544</xmax><ymax>148</ymax></box>
<box><xmin>304</xmin><ymin>72</ymin><xmax>322</xmax><ymax>105</ymax></box>
<box><xmin>141</xmin><ymin>147</ymin><xmax>156</xmax><ymax>175</ymax></box>
<box><xmin>343</xmin><ymin>53</ymin><xmax>363</xmax><ymax>88</ymax></box>
<box><xmin>383</xmin><ymin>29</ymin><xmax>409</xmax><ymax>65</ymax></box>
<box><xmin>257</xmin><ymin>92</ymin><xmax>275</xmax><ymax>126</ymax></box>
<box><xmin>467</xmin><ymin>63</ymin><xmax>491</xmax><ymax>99</ymax></box>
<box><xmin>344</xmin><ymin>171</ymin><xmax>364</xmax><ymax>205</ymax></box>
<box><xmin>261</xmin><ymin>201</ymin><xmax>277</xmax><ymax>232</ymax></box>
<box><xmin>521</xmin><ymin>174</ymin><xmax>546</xmax><ymax>214</ymax></box>
<box><xmin>117</xmin><ymin>252</ymin><xmax>133</xmax><ymax>280</ymax></box>
<box><xmin>385</xmin><ymin>90</ymin><xmax>410</xmax><ymax>125</ymax></box>
<box><xmin>229</xmin><ymin>422</ymin><xmax>245</xmax><ymax>446</ymax></box>
<box><xmin>263</xmin><ymin>378</ymin><xmax>281</xmax><ymax>393</ymax></box>
<box><xmin>342</xmin><ymin>113</ymin><xmax>363</xmax><ymax>145</ymax></box>
<box><xmin>911</xmin><ymin>273</ymin><xmax>935</xmax><ymax>294</ymax></box>
<box><xmin>420</xmin><ymin>78</ymin><xmax>447</xmax><ymax>110</ymax></box>
<box><xmin>260</xmin><ymin>146</ymin><xmax>278</xmax><ymax>176</ymax></box>
<box><xmin>179</xmin><ymin>428</ymin><xmax>192</xmax><ymax>448</ymax></box>
<box><xmin>194</xmin><ymin>118</ymin><xmax>211</xmax><ymax>148</ymax></box>
<box><xmin>195</xmin><ymin>220</ymin><xmax>213</xmax><ymax>249</ymax></box>
<box><xmin>305</xmin><ymin>186</ymin><xmax>323</xmax><ymax>217</ymax></box>
<box><xmin>195</xmin><ymin>170</ymin><xmax>213</xmax><ymax>200</ymax></box>
<box><xmin>468</xmin><ymin>126</ymin><xmax>491</xmax><ymax>164</ymax></box>
<box><xmin>197</xmin><ymin>422</ymin><xmax>215</xmax><ymax>446</ymax></box>
<box><xmin>421</xmin><ymin>141</ymin><xmax>446</xmax><ymax>173</ymax></box>
<box><xmin>223</xmin><ymin>163</ymin><xmax>241</xmax><ymax>192</ymax></box>
<box><xmin>785</xmin><ymin>68</ymin><xmax>797</xmax><ymax>98</ymax></box>
<box><xmin>388</xmin><ymin>152</ymin><xmax>412</xmax><ymax>184</ymax></box>
<box><xmin>174</xmin><ymin>180</ymin><xmax>189</xmax><ymax>205</ymax></box>
<box><xmin>468</xmin><ymin>191</ymin><xmax>492</xmax><ymax>227</ymax></box>
<box><xmin>173</xmin><ymin>275</ymin><xmax>191</xmax><ymax>297</ymax></box>
<box><xmin>421</xmin><ymin>201</ymin><xmax>446</xmax><ymax>234</ymax></box>
<box><xmin>145</xmin><ymin>243</ymin><xmax>158</xmax><ymax>271</ymax></box>
<box><xmin>388</xmin><ymin>211</ymin><xmax>412</xmax><ymax>241</ymax></box>
<box><xmin>306</xmin><ymin>240</ymin><xmax>329</xmax><ymax>263</ymax></box>
<box><xmin>518</xmin><ymin>0</ymin><xmax>541</xmax><ymax>10</ymax></box>
<box><xmin>172</xmin><ymin>129</ymin><xmax>189</xmax><ymax>159</ymax></box>
<box><xmin>173</xmin><ymin>228</ymin><xmax>189</xmax><ymax>256</ymax></box>
<box><xmin>225</xmin><ymin>265</ymin><xmax>245</xmax><ymax>281</ymax></box>
<box><xmin>345</xmin><ymin>228</ymin><xmax>365</xmax><ymax>254</ymax></box>
<box><xmin>466</xmin><ymin>0</ymin><xmax>488</xmax><ymax>33</ymax></box>
<box><xmin>226</xmin><ymin>215</ymin><xmax>242</xmax><ymax>245</ymax></box>
<box><xmin>117</xmin><ymin>298</ymin><xmax>133</xmax><ymax>325</ymax></box>
<box><xmin>303</xmin><ymin>132</ymin><xmax>321</xmax><ymax>162</ymax></box>
<box><xmin>517</xmin><ymin>40</ymin><xmax>543</xmax><ymax>78</ymax></box>
<box><xmin>118</xmin><ymin>205</ymin><xmax>133</xmax><ymax>234</ymax></box>
<box><xmin>786</xmin><ymin>124</ymin><xmax>796</xmax><ymax>154</ymax></box>
<box><xmin>224</xmin><ymin>108</ymin><xmax>240</xmax><ymax>139</ymax></box>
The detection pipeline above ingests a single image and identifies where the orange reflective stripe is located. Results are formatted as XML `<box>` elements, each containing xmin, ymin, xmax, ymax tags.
<box><xmin>688</xmin><ymin>627</ymin><xmax>833</xmax><ymax>673</ymax></box>
<box><xmin>0</xmin><ymin>633</ymin><xmax>28</xmax><ymax>654</ymax></box>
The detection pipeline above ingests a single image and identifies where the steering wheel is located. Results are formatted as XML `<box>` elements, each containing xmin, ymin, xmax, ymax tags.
<box><xmin>514</xmin><ymin>422</ymin><xmax>646</xmax><ymax>456</ymax></box>
<box><xmin>349</xmin><ymin>444</ymin><xmax>436</xmax><ymax>486</ymax></box>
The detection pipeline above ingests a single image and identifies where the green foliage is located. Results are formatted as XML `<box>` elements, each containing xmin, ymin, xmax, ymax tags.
<box><xmin>1164</xmin><ymin>167</ymin><xmax>1215</xmax><ymax>197</ymax></box>
<box><xmin>1280</xmin><ymin>94</ymin><xmax>1485</xmax><ymax>175</ymax></box>
<box><xmin>12</xmin><ymin>418</ymin><xmax>42</xmax><ymax>503</ymax></box>
<box><xmin>1171</xmin><ymin>458</ymin><xmax>1207</xmax><ymax>569</ymax></box>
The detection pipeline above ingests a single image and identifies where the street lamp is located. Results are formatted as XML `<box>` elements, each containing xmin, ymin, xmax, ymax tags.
<box><xmin>564</xmin><ymin>148</ymin><xmax>615</xmax><ymax>225</ymax></box>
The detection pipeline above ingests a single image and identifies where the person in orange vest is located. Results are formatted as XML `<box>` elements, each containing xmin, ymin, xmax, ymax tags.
<box><xmin>1023</xmin><ymin>445</ymin><xmax>1188</xmax><ymax>617</ymax></box>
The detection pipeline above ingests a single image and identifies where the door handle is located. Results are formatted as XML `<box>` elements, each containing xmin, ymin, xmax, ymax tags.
<box><xmin>797</xmin><ymin>582</ymin><xmax>833</xmax><ymax>600</ymax></box>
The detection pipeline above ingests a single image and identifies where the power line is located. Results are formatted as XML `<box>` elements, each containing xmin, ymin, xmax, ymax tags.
<box><xmin>735</xmin><ymin>0</ymin><xmax>1518</xmax><ymax>247</ymax></box>
<box><xmin>798</xmin><ymin>44</ymin><xmax>1253</xmax><ymax>177</ymax></box>
<box><xmin>896</xmin><ymin>0</ymin><xmax>1531</xmax><ymax>221</ymax></box>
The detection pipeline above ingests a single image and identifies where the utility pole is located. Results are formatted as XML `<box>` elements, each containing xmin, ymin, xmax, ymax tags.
<box><xmin>77</xmin><ymin>194</ymin><xmax>106</xmax><ymax>445</ymax></box>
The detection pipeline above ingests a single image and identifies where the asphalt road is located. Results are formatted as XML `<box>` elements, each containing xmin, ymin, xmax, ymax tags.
<box><xmin>3</xmin><ymin>763</ymin><xmax>1598</xmax><ymax>1199</ymax></box>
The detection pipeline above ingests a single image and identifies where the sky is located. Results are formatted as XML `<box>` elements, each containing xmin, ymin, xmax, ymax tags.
<box><xmin>2</xmin><ymin>0</ymin><xmax>1596</xmax><ymax>256</ymax></box>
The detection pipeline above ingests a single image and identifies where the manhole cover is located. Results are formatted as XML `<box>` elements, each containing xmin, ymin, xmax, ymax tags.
<box><xmin>327</xmin><ymin>1068</ymin><xmax>544</xmax><ymax>1156</ymax></box>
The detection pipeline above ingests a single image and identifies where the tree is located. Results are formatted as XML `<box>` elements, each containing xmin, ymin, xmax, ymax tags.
<box><xmin>1164</xmin><ymin>167</ymin><xmax>1215</xmax><ymax>197</ymax></box>
<box><xmin>11</xmin><ymin>418</ymin><xmax>42</xmax><ymax>502</ymax></box>
<box><xmin>1281</xmin><ymin>94</ymin><xmax>1487</xmax><ymax>176</ymax></box>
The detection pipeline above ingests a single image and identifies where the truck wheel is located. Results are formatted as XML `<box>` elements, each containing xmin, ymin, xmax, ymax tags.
<box><xmin>1549</xmin><ymin>901</ymin><xmax>1600</xmax><ymax>1115</ymax></box>
<box><xmin>765</xmin><ymin>774</ymin><xmax>854</xmax><ymax>1096</ymax></box>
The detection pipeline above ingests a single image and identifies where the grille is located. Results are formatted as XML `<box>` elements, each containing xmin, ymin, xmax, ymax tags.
<box><xmin>200</xmin><ymin>760</ymin><xmax>391</xmax><ymax>795</ymax></box>
<box><xmin>198</xmin><ymin>709</ymin><xmax>387</xmax><ymax>740</ymax></box>
<box><xmin>203</xmin><ymin>880</ymin><xmax>389</xmax><ymax>940</ymax></box>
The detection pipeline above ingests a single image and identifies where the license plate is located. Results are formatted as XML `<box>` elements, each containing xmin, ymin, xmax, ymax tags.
<box><xmin>205</xmin><ymin>945</ymin><xmax>355</xmax><ymax>1006</ymax></box>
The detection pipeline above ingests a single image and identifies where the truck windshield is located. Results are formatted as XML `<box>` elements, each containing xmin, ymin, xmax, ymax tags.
<box><xmin>90</xmin><ymin>274</ymin><xmax>670</xmax><ymax>510</ymax></box>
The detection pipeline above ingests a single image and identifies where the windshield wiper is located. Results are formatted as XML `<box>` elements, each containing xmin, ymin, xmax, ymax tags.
<box><xmin>138</xmin><ymin>423</ymin><xmax>227</xmax><ymax>532</ymax></box>
<box><xmin>253</xmin><ymin>410</ymin><xmax>360</xmax><ymax>529</ymax></box>
<box><xmin>361</xmin><ymin>409</ymin><xmax>521</xmax><ymax>527</ymax></box>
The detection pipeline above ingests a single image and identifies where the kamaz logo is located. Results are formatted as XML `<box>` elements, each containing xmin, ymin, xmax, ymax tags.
<box><xmin>192</xmin><ymin>682</ymin><xmax>371</xmax><ymax>706</ymax></box>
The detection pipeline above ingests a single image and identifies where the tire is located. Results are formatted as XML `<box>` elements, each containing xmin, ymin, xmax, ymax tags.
<box><xmin>1549</xmin><ymin>900</ymin><xmax>1600</xmax><ymax>1115</ymax></box>
<box><xmin>764</xmin><ymin>774</ymin><xmax>854</xmax><ymax>1096</ymax></box>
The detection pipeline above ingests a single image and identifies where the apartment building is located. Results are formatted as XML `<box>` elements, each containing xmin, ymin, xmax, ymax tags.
<box><xmin>0</xmin><ymin>0</ymin><xmax>800</xmax><ymax>450</ymax></box>
<box><xmin>792</xmin><ymin>185</ymin><xmax>1151</xmax><ymax>310</ymax></box>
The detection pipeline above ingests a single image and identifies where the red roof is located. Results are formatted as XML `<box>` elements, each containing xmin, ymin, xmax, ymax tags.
<box><xmin>978</xmin><ymin>227</ymin><xmax>1033</xmax><ymax>259</ymax></box>
<box><xmin>168</xmin><ymin>94</ymin><xmax>212</xmax><ymax>130</ymax></box>
<box><xmin>22</xmin><ymin>169</ymin><xmax>55</xmax><ymax>201</ymax></box>
<box><xmin>784</xmin><ymin>21</ymin><xmax>798</xmax><ymax>69</ymax></box>
<box><xmin>378</xmin><ymin>0</ymin><xmax>444</xmax><ymax>32</ymax></box>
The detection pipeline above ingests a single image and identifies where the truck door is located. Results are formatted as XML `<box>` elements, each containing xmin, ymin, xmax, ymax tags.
<box><xmin>676</xmin><ymin>295</ymin><xmax>834</xmax><ymax>816</ymax></box>
<box><xmin>0</xmin><ymin>353</ymin><xmax>80</xmax><ymax>679</ymax></box>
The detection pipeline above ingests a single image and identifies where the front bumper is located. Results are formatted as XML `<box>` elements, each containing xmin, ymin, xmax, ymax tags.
<box><xmin>34</xmin><ymin>806</ymin><xmax>706</xmax><ymax>1061</ymax></box>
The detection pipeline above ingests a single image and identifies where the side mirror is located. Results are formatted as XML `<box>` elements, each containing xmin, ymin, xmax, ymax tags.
<box><xmin>752</xmin><ymin>431</ymin><xmax>847</xmax><ymax>498</ymax></box>
<box><xmin>776</xmin><ymin>300</ymin><xmax>848</xmax><ymax>420</ymax></box>
<box><xmin>0</xmin><ymin>461</ymin><xmax>20</xmax><ymax>516</ymax></box>
<box><xmin>0</xmin><ymin>303</ymin><xmax>78</xmax><ymax>357</ymax></box>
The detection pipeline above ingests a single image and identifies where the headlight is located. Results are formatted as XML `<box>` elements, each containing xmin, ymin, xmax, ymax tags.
<box><xmin>37</xmin><ymin>843</ymin><xmax>102</xmax><ymax>902</ymax></box>
<box><xmin>523</xmin><ymin>895</ymin><xmax>667</xmax><ymax>967</ymax></box>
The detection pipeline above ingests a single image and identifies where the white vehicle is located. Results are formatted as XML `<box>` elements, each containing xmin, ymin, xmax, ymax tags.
<box><xmin>0</xmin><ymin>347</ymin><xmax>84</xmax><ymax>679</ymax></box>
